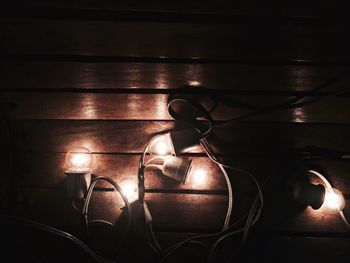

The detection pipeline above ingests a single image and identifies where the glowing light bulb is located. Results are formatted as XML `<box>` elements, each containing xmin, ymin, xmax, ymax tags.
<box><xmin>148</xmin><ymin>134</ymin><xmax>174</xmax><ymax>156</ymax></box>
<box><xmin>119</xmin><ymin>178</ymin><xmax>138</xmax><ymax>203</ymax></box>
<box><xmin>65</xmin><ymin>147</ymin><xmax>93</xmax><ymax>173</ymax></box>
<box><xmin>324</xmin><ymin>188</ymin><xmax>345</xmax><ymax>210</ymax></box>
<box><xmin>186</xmin><ymin>168</ymin><xmax>209</xmax><ymax>187</ymax></box>
<box><xmin>188</xmin><ymin>81</ymin><xmax>200</xmax><ymax>87</ymax></box>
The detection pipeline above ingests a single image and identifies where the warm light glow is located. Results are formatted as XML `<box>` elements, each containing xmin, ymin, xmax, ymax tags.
<box><xmin>187</xmin><ymin>168</ymin><xmax>209</xmax><ymax>187</ymax></box>
<box><xmin>324</xmin><ymin>188</ymin><xmax>345</xmax><ymax>210</ymax></box>
<box><xmin>119</xmin><ymin>178</ymin><xmax>138</xmax><ymax>203</ymax></box>
<box><xmin>292</xmin><ymin>108</ymin><xmax>305</xmax><ymax>123</ymax></box>
<box><xmin>148</xmin><ymin>134</ymin><xmax>174</xmax><ymax>156</ymax></box>
<box><xmin>188</xmin><ymin>81</ymin><xmax>201</xmax><ymax>87</ymax></box>
<box><xmin>66</xmin><ymin>147</ymin><xmax>93</xmax><ymax>173</ymax></box>
<box><xmin>71</xmin><ymin>154</ymin><xmax>89</xmax><ymax>167</ymax></box>
<box><xmin>155</xmin><ymin>140</ymin><xmax>169</xmax><ymax>155</ymax></box>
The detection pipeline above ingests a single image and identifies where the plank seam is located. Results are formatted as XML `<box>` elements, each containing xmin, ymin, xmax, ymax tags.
<box><xmin>0</xmin><ymin>6</ymin><xmax>348</xmax><ymax>26</ymax></box>
<box><xmin>2</xmin><ymin>53</ymin><xmax>350</xmax><ymax>67</ymax></box>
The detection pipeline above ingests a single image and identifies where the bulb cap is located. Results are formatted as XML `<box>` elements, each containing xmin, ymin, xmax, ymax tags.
<box><xmin>170</xmin><ymin>128</ymin><xmax>202</xmax><ymax>155</ymax></box>
<box><xmin>293</xmin><ymin>182</ymin><xmax>325</xmax><ymax>210</ymax></box>
<box><xmin>65</xmin><ymin>171</ymin><xmax>91</xmax><ymax>200</ymax></box>
<box><xmin>162</xmin><ymin>156</ymin><xmax>192</xmax><ymax>183</ymax></box>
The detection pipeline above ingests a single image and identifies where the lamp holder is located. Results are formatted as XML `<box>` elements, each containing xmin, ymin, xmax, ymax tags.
<box><xmin>292</xmin><ymin>181</ymin><xmax>325</xmax><ymax>210</ymax></box>
<box><xmin>65</xmin><ymin>171</ymin><xmax>91</xmax><ymax>200</ymax></box>
<box><xmin>288</xmin><ymin>163</ymin><xmax>326</xmax><ymax>210</ymax></box>
<box><xmin>169</xmin><ymin>128</ymin><xmax>202</xmax><ymax>155</ymax></box>
<box><xmin>138</xmin><ymin>165</ymin><xmax>145</xmax><ymax>203</ymax></box>
<box><xmin>162</xmin><ymin>156</ymin><xmax>192</xmax><ymax>183</ymax></box>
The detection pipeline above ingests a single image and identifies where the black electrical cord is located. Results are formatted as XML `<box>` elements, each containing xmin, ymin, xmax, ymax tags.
<box><xmin>218</xmin><ymin>69</ymin><xmax>349</xmax><ymax>111</ymax></box>
<box><xmin>167</xmin><ymin>95</ymin><xmax>213</xmax><ymax>138</ymax></box>
<box><xmin>216</xmin><ymin>72</ymin><xmax>350</xmax><ymax>126</ymax></box>
<box><xmin>167</xmin><ymin>70</ymin><xmax>349</xmax><ymax>127</ymax></box>
<box><xmin>82</xmin><ymin>176</ymin><xmax>132</xmax><ymax>250</ymax></box>
<box><xmin>0</xmin><ymin>215</ymin><xmax>115</xmax><ymax>263</ymax></box>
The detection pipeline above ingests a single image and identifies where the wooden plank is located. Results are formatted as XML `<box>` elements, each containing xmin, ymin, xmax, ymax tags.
<box><xmin>1</xmin><ymin>19</ymin><xmax>350</xmax><ymax>62</ymax></box>
<box><xmin>0</xmin><ymin>1</ymin><xmax>348</xmax><ymax>20</ymax></box>
<box><xmin>14</xmin><ymin>153</ymin><xmax>350</xmax><ymax>193</ymax></box>
<box><xmin>238</xmin><ymin>236</ymin><xmax>350</xmax><ymax>263</ymax></box>
<box><xmin>0</xmin><ymin>118</ymin><xmax>12</xmax><ymax>211</ymax></box>
<box><xmin>0</xmin><ymin>62</ymin><xmax>345</xmax><ymax>92</ymax></box>
<box><xmin>310</xmin><ymin>161</ymin><xmax>350</xmax><ymax>194</ymax></box>
<box><xmin>1</xmin><ymin>220</ymin><xmax>110</xmax><ymax>263</ymax></box>
<box><xmin>15</xmin><ymin>153</ymin><xmax>350</xmax><ymax>232</ymax></box>
<box><xmin>257</xmin><ymin>197</ymin><xmax>350</xmax><ymax>234</ymax></box>
<box><xmin>10</xmin><ymin>120</ymin><xmax>350</xmax><ymax>154</ymax></box>
<box><xmin>12</xmin><ymin>155</ymin><xmax>350</xmax><ymax>234</ymax></box>
<box><xmin>14</xmin><ymin>189</ymin><xmax>123</xmax><ymax>226</ymax></box>
<box><xmin>154</xmin><ymin>235</ymin><xmax>350</xmax><ymax>262</ymax></box>
<box><xmin>2</xmin><ymin>92</ymin><xmax>350</xmax><ymax>122</ymax></box>
<box><xmin>11</xmin><ymin>120</ymin><xmax>174</xmax><ymax>153</ymax></box>
<box><xmin>152</xmin><ymin>236</ymin><xmax>350</xmax><ymax>263</ymax></box>
<box><xmin>14</xmin><ymin>153</ymin><xmax>228</xmax><ymax>192</ymax></box>
<box><xmin>14</xmin><ymin>189</ymin><xmax>228</xmax><ymax>231</ymax></box>
<box><xmin>13</xmin><ymin>187</ymin><xmax>350</xmax><ymax>234</ymax></box>
<box><xmin>150</xmin><ymin>232</ymin><xmax>203</xmax><ymax>251</ymax></box>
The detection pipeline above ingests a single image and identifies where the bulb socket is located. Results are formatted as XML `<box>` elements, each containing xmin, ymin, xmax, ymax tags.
<box><xmin>170</xmin><ymin>128</ymin><xmax>202</xmax><ymax>155</ymax></box>
<box><xmin>162</xmin><ymin>156</ymin><xmax>192</xmax><ymax>183</ymax></box>
<box><xmin>65</xmin><ymin>171</ymin><xmax>91</xmax><ymax>200</ymax></box>
<box><xmin>293</xmin><ymin>182</ymin><xmax>325</xmax><ymax>210</ymax></box>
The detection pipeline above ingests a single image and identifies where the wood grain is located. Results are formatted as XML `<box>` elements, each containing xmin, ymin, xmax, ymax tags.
<box><xmin>155</xmin><ymin>235</ymin><xmax>350</xmax><ymax>263</ymax></box>
<box><xmin>2</xmin><ymin>92</ymin><xmax>350</xmax><ymax>123</ymax></box>
<box><xmin>14</xmin><ymin>153</ymin><xmax>350</xmax><ymax>194</ymax></box>
<box><xmin>14</xmin><ymin>153</ymin><xmax>228</xmax><ymax>192</ymax></box>
<box><xmin>0</xmin><ymin>1</ymin><xmax>349</xmax><ymax>22</ymax></box>
<box><xmin>14</xmin><ymin>189</ymin><xmax>228</xmax><ymax>230</ymax></box>
<box><xmin>12</xmin><ymin>152</ymin><xmax>350</xmax><ymax>234</ymax></box>
<box><xmin>10</xmin><ymin>120</ymin><xmax>350</xmax><ymax>154</ymax></box>
<box><xmin>0</xmin><ymin>119</ymin><xmax>12</xmax><ymax>211</ymax></box>
<box><xmin>0</xmin><ymin>61</ymin><xmax>345</xmax><ymax>92</ymax></box>
<box><xmin>1</xmin><ymin>18</ymin><xmax>350</xmax><ymax>62</ymax></box>
<box><xmin>2</xmin><ymin>1</ymin><xmax>350</xmax><ymax>260</ymax></box>
<box><xmin>240</xmin><ymin>236</ymin><xmax>350</xmax><ymax>263</ymax></box>
<box><xmin>13</xmin><ymin>187</ymin><xmax>350</xmax><ymax>234</ymax></box>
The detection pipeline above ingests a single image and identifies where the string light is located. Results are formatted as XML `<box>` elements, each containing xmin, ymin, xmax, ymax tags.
<box><xmin>188</xmin><ymin>81</ymin><xmax>200</xmax><ymax>87</ymax></box>
<box><xmin>65</xmin><ymin>147</ymin><xmax>93</xmax><ymax>173</ymax></box>
<box><xmin>65</xmin><ymin>147</ymin><xmax>93</xmax><ymax>200</ymax></box>
<box><xmin>323</xmin><ymin>188</ymin><xmax>345</xmax><ymax>211</ymax></box>
<box><xmin>119</xmin><ymin>178</ymin><xmax>138</xmax><ymax>203</ymax></box>
<box><xmin>186</xmin><ymin>168</ymin><xmax>209</xmax><ymax>187</ymax></box>
<box><xmin>148</xmin><ymin>134</ymin><xmax>175</xmax><ymax>156</ymax></box>
<box><xmin>28</xmin><ymin>84</ymin><xmax>350</xmax><ymax>263</ymax></box>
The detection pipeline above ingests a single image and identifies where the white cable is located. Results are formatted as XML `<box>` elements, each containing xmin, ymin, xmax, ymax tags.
<box><xmin>0</xmin><ymin>215</ymin><xmax>115</xmax><ymax>263</ymax></box>
<box><xmin>200</xmin><ymin>139</ymin><xmax>233</xmax><ymax>230</ymax></box>
<box><xmin>201</xmin><ymin>139</ymin><xmax>264</xmax><ymax>227</ymax></box>
<box><xmin>308</xmin><ymin>170</ymin><xmax>332</xmax><ymax>189</ymax></box>
<box><xmin>340</xmin><ymin>211</ymin><xmax>350</xmax><ymax>230</ymax></box>
<box><xmin>218</xmin><ymin>162</ymin><xmax>233</xmax><ymax>231</ymax></box>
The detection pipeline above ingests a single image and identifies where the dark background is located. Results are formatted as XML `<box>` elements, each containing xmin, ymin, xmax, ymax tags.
<box><xmin>1</xmin><ymin>1</ymin><xmax>350</xmax><ymax>262</ymax></box>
